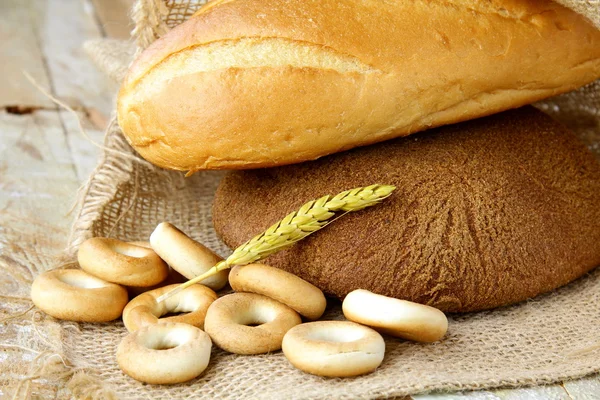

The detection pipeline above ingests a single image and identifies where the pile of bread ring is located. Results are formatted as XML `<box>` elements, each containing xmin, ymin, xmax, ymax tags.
<box><xmin>31</xmin><ymin>222</ymin><xmax>448</xmax><ymax>384</ymax></box>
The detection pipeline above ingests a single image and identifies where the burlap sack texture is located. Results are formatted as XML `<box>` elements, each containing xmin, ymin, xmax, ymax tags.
<box><xmin>17</xmin><ymin>0</ymin><xmax>600</xmax><ymax>398</ymax></box>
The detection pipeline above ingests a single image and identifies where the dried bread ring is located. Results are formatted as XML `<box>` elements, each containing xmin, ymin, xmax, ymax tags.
<box><xmin>122</xmin><ymin>283</ymin><xmax>217</xmax><ymax>332</ymax></box>
<box><xmin>78</xmin><ymin>237</ymin><xmax>168</xmax><ymax>287</ymax></box>
<box><xmin>150</xmin><ymin>222</ymin><xmax>228</xmax><ymax>290</ymax></box>
<box><xmin>124</xmin><ymin>237</ymin><xmax>187</xmax><ymax>298</ymax></box>
<box><xmin>342</xmin><ymin>289</ymin><xmax>448</xmax><ymax>342</ymax></box>
<box><xmin>31</xmin><ymin>269</ymin><xmax>128</xmax><ymax>322</ymax></box>
<box><xmin>125</xmin><ymin>236</ymin><xmax>187</xmax><ymax>298</ymax></box>
<box><xmin>204</xmin><ymin>292</ymin><xmax>301</xmax><ymax>354</ymax></box>
<box><xmin>117</xmin><ymin>322</ymin><xmax>212</xmax><ymax>384</ymax></box>
<box><xmin>229</xmin><ymin>264</ymin><xmax>327</xmax><ymax>320</ymax></box>
<box><xmin>282</xmin><ymin>321</ymin><xmax>385</xmax><ymax>377</ymax></box>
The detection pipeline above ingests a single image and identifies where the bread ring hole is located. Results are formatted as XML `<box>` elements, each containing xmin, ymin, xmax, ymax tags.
<box><xmin>235</xmin><ymin>304</ymin><xmax>279</xmax><ymax>328</ymax></box>
<box><xmin>58</xmin><ymin>273</ymin><xmax>108</xmax><ymax>289</ymax></box>
<box><xmin>160</xmin><ymin>311</ymin><xmax>188</xmax><ymax>318</ymax></box>
<box><xmin>306</xmin><ymin>325</ymin><xmax>366</xmax><ymax>343</ymax></box>
<box><xmin>111</xmin><ymin>243</ymin><xmax>151</xmax><ymax>258</ymax></box>
<box><xmin>138</xmin><ymin>326</ymin><xmax>194</xmax><ymax>351</ymax></box>
<box><xmin>158</xmin><ymin>293</ymin><xmax>205</xmax><ymax>318</ymax></box>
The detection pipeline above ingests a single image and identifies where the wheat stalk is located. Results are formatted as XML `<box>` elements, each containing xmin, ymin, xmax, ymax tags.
<box><xmin>156</xmin><ymin>184</ymin><xmax>395</xmax><ymax>303</ymax></box>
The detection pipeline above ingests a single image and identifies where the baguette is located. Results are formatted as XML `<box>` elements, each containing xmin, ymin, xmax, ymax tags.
<box><xmin>117</xmin><ymin>0</ymin><xmax>600</xmax><ymax>172</ymax></box>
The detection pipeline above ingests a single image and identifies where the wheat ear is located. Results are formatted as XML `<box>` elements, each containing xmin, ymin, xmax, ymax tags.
<box><xmin>156</xmin><ymin>184</ymin><xmax>395</xmax><ymax>303</ymax></box>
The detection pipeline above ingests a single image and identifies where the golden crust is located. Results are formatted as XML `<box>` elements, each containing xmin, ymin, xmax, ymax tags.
<box><xmin>122</xmin><ymin>283</ymin><xmax>217</xmax><ymax>332</ymax></box>
<box><xmin>204</xmin><ymin>292</ymin><xmax>302</xmax><ymax>354</ymax></box>
<box><xmin>149</xmin><ymin>222</ymin><xmax>229</xmax><ymax>290</ymax></box>
<box><xmin>117</xmin><ymin>322</ymin><xmax>212</xmax><ymax>384</ymax></box>
<box><xmin>282</xmin><ymin>321</ymin><xmax>385</xmax><ymax>377</ymax></box>
<box><xmin>31</xmin><ymin>269</ymin><xmax>128</xmax><ymax>322</ymax></box>
<box><xmin>118</xmin><ymin>0</ymin><xmax>600</xmax><ymax>171</ymax></box>
<box><xmin>342</xmin><ymin>289</ymin><xmax>448</xmax><ymax>343</ymax></box>
<box><xmin>229</xmin><ymin>264</ymin><xmax>327</xmax><ymax>320</ymax></box>
<box><xmin>78</xmin><ymin>237</ymin><xmax>168</xmax><ymax>287</ymax></box>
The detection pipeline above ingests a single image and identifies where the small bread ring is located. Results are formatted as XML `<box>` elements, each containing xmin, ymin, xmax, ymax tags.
<box><xmin>122</xmin><ymin>283</ymin><xmax>217</xmax><ymax>332</ymax></box>
<box><xmin>124</xmin><ymin>239</ymin><xmax>187</xmax><ymax>298</ymax></box>
<box><xmin>31</xmin><ymin>269</ymin><xmax>128</xmax><ymax>322</ymax></box>
<box><xmin>204</xmin><ymin>292</ymin><xmax>301</xmax><ymax>354</ymax></box>
<box><xmin>342</xmin><ymin>289</ymin><xmax>448</xmax><ymax>342</ymax></box>
<box><xmin>229</xmin><ymin>264</ymin><xmax>326</xmax><ymax>320</ymax></box>
<box><xmin>78</xmin><ymin>237</ymin><xmax>168</xmax><ymax>287</ymax></box>
<box><xmin>150</xmin><ymin>222</ymin><xmax>228</xmax><ymax>290</ymax></box>
<box><xmin>117</xmin><ymin>322</ymin><xmax>212</xmax><ymax>384</ymax></box>
<box><xmin>282</xmin><ymin>321</ymin><xmax>385</xmax><ymax>377</ymax></box>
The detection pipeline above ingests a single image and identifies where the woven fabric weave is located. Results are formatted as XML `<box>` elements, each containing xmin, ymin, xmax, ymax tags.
<box><xmin>9</xmin><ymin>1</ymin><xmax>600</xmax><ymax>398</ymax></box>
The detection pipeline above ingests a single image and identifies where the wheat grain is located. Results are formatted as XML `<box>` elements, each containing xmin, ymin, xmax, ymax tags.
<box><xmin>156</xmin><ymin>184</ymin><xmax>395</xmax><ymax>303</ymax></box>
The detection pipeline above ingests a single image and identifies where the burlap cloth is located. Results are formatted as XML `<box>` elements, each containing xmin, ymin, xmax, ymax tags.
<box><xmin>6</xmin><ymin>1</ymin><xmax>600</xmax><ymax>399</ymax></box>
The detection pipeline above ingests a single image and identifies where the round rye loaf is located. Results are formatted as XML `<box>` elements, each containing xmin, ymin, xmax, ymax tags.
<box><xmin>212</xmin><ymin>107</ymin><xmax>600</xmax><ymax>312</ymax></box>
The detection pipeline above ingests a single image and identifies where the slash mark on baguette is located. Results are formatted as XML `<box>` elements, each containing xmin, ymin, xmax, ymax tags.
<box><xmin>435</xmin><ymin>0</ymin><xmax>559</xmax><ymax>23</ymax></box>
<box><xmin>133</xmin><ymin>37</ymin><xmax>378</xmax><ymax>91</ymax></box>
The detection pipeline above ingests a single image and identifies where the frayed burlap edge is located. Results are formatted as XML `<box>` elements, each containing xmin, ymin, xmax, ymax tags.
<box><xmin>553</xmin><ymin>0</ymin><xmax>600</xmax><ymax>27</ymax></box>
<box><xmin>83</xmin><ymin>39</ymin><xmax>136</xmax><ymax>83</ymax></box>
<box><xmin>2</xmin><ymin>303</ymin><xmax>117</xmax><ymax>399</ymax></box>
<box><xmin>66</xmin><ymin>118</ymin><xmax>139</xmax><ymax>259</ymax></box>
<box><xmin>131</xmin><ymin>0</ymin><xmax>170</xmax><ymax>50</ymax></box>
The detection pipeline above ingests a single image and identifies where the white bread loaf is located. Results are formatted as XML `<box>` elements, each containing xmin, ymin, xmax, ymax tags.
<box><xmin>117</xmin><ymin>0</ymin><xmax>600</xmax><ymax>172</ymax></box>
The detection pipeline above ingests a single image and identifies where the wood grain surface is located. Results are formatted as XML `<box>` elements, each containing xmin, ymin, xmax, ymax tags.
<box><xmin>0</xmin><ymin>0</ymin><xmax>597</xmax><ymax>398</ymax></box>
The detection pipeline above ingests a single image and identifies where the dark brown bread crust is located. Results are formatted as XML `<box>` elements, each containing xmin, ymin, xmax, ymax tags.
<box><xmin>212</xmin><ymin>107</ymin><xmax>600</xmax><ymax>312</ymax></box>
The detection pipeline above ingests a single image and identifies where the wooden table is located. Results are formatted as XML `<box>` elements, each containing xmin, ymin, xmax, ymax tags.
<box><xmin>1</xmin><ymin>1</ymin><xmax>598</xmax><ymax>398</ymax></box>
